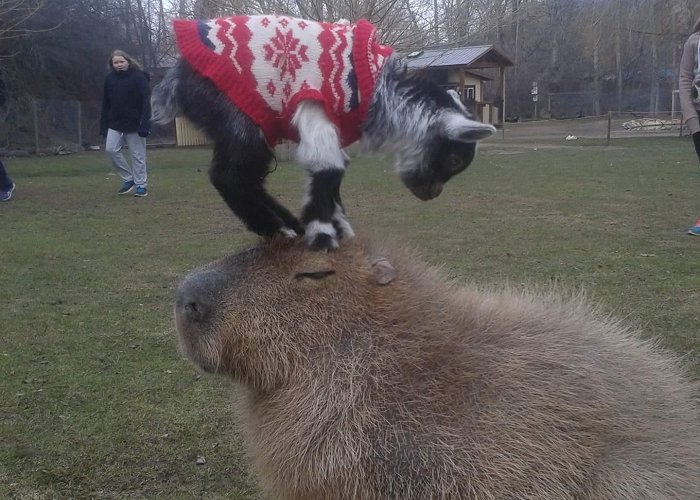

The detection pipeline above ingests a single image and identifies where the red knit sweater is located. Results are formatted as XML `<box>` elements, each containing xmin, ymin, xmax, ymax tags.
<box><xmin>173</xmin><ymin>15</ymin><xmax>393</xmax><ymax>147</ymax></box>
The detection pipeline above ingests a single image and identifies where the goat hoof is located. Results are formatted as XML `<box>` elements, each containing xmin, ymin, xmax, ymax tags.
<box><xmin>333</xmin><ymin>219</ymin><xmax>355</xmax><ymax>240</ymax></box>
<box><xmin>279</xmin><ymin>227</ymin><xmax>298</xmax><ymax>239</ymax></box>
<box><xmin>303</xmin><ymin>221</ymin><xmax>339</xmax><ymax>251</ymax></box>
<box><xmin>307</xmin><ymin>233</ymin><xmax>339</xmax><ymax>252</ymax></box>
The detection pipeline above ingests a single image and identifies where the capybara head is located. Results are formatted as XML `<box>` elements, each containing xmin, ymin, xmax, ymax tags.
<box><xmin>174</xmin><ymin>238</ymin><xmax>400</xmax><ymax>390</ymax></box>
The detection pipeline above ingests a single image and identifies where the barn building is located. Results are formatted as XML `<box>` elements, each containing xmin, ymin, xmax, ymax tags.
<box><xmin>405</xmin><ymin>45</ymin><xmax>514</xmax><ymax>125</ymax></box>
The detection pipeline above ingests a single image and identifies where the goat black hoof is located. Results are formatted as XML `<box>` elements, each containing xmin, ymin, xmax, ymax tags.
<box><xmin>303</xmin><ymin>221</ymin><xmax>339</xmax><ymax>251</ymax></box>
<box><xmin>307</xmin><ymin>233</ymin><xmax>339</xmax><ymax>252</ymax></box>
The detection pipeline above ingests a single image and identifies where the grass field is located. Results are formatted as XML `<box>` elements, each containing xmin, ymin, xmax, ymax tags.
<box><xmin>1</xmin><ymin>136</ymin><xmax>699</xmax><ymax>498</ymax></box>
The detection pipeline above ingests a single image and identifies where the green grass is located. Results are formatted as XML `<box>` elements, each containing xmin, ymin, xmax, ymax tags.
<box><xmin>1</xmin><ymin>137</ymin><xmax>699</xmax><ymax>498</ymax></box>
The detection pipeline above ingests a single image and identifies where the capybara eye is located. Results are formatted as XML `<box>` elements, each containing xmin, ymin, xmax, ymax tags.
<box><xmin>294</xmin><ymin>270</ymin><xmax>335</xmax><ymax>281</ymax></box>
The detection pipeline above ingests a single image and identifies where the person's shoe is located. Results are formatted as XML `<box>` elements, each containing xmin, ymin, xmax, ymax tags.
<box><xmin>134</xmin><ymin>186</ymin><xmax>148</xmax><ymax>197</ymax></box>
<box><xmin>118</xmin><ymin>180</ymin><xmax>135</xmax><ymax>195</ymax></box>
<box><xmin>0</xmin><ymin>182</ymin><xmax>15</xmax><ymax>201</ymax></box>
<box><xmin>688</xmin><ymin>220</ymin><xmax>700</xmax><ymax>236</ymax></box>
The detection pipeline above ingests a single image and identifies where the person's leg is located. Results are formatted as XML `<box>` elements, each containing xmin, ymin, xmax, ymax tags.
<box><xmin>105</xmin><ymin>129</ymin><xmax>134</xmax><ymax>182</ymax></box>
<box><xmin>689</xmin><ymin>222</ymin><xmax>700</xmax><ymax>235</ymax></box>
<box><xmin>123</xmin><ymin>132</ymin><xmax>147</xmax><ymax>188</ymax></box>
<box><xmin>0</xmin><ymin>159</ymin><xmax>15</xmax><ymax>200</ymax></box>
<box><xmin>692</xmin><ymin>132</ymin><xmax>700</xmax><ymax>163</ymax></box>
<box><xmin>690</xmin><ymin>122</ymin><xmax>700</xmax><ymax>234</ymax></box>
<box><xmin>0</xmin><ymin>159</ymin><xmax>13</xmax><ymax>190</ymax></box>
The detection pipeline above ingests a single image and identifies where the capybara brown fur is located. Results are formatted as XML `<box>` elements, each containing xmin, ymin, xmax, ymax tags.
<box><xmin>174</xmin><ymin>237</ymin><xmax>700</xmax><ymax>500</ymax></box>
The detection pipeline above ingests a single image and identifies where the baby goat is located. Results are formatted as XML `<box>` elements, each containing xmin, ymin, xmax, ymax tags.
<box><xmin>152</xmin><ymin>15</ymin><xmax>496</xmax><ymax>250</ymax></box>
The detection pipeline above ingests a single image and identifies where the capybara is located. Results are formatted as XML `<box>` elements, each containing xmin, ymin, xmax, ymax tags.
<box><xmin>174</xmin><ymin>237</ymin><xmax>700</xmax><ymax>499</ymax></box>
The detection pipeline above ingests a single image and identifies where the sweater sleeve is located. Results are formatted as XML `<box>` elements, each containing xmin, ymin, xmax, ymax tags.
<box><xmin>679</xmin><ymin>34</ymin><xmax>700</xmax><ymax>134</ymax></box>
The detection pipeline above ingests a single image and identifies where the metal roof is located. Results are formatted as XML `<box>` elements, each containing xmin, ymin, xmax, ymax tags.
<box><xmin>404</xmin><ymin>45</ymin><xmax>514</xmax><ymax>69</ymax></box>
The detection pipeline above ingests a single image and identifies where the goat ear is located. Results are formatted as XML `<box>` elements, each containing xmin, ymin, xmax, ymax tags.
<box><xmin>447</xmin><ymin>90</ymin><xmax>465</xmax><ymax>109</ymax></box>
<box><xmin>443</xmin><ymin>113</ymin><xmax>497</xmax><ymax>143</ymax></box>
<box><xmin>369</xmin><ymin>257</ymin><xmax>397</xmax><ymax>285</ymax></box>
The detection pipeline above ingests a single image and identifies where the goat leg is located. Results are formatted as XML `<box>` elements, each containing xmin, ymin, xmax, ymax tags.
<box><xmin>210</xmin><ymin>145</ymin><xmax>303</xmax><ymax>238</ymax></box>
<box><xmin>301</xmin><ymin>168</ymin><xmax>348</xmax><ymax>250</ymax></box>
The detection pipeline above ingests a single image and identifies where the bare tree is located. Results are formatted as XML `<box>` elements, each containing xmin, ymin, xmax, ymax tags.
<box><xmin>0</xmin><ymin>0</ymin><xmax>46</xmax><ymax>45</ymax></box>
<box><xmin>4</xmin><ymin>0</ymin><xmax>696</xmax><ymax>119</ymax></box>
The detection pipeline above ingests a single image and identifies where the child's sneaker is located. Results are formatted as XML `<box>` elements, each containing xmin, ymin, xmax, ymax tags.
<box><xmin>688</xmin><ymin>220</ymin><xmax>700</xmax><ymax>236</ymax></box>
<box><xmin>118</xmin><ymin>180</ymin><xmax>135</xmax><ymax>195</ymax></box>
<box><xmin>134</xmin><ymin>186</ymin><xmax>148</xmax><ymax>197</ymax></box>
<box><xmin>0</xmin><ymin>182</ymin><xmax>15</xmax><ymax>201</ymax></box>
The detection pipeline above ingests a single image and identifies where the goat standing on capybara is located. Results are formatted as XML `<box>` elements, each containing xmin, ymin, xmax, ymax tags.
<box><xmin>152</xmin><ymin>15</ymin><xmax>495</xmax><ymax>250</ymax></box>
<box><xmin>174</xmin><ymin>238</ymin><xmax>700</xmax><ymax>499</ymax></box>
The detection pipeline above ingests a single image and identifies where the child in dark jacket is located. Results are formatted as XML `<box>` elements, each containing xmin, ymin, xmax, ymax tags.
<box><xmin>100</xmin><ymin>50</ymin><xmax>151</xmax><ymax>197</ymax></box>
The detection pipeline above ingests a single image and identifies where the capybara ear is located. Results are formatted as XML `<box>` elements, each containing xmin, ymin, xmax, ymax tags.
<box><xmin>369</xmin><ymin>256</ymin><xmax>397</xmax><ymax>285</ymax></box>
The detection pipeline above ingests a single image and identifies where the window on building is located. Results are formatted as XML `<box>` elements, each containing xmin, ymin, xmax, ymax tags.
<box><xmin>465</xmin><ymin>86</ymin><xmax>476</xmax><ymax>101</ymax></box>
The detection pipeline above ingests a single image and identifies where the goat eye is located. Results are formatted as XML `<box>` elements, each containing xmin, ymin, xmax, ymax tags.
<box><xmin>294</xmin><ymin>270</ymin><xmax>335</xmax><ymax>281</ymax></box>
<box><xmin>447</xmin><ymin>155</ymin><xmax>463</xmax><ymax>172</ymax></box>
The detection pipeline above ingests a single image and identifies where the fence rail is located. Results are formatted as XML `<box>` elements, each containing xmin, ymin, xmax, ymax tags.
<box><xmin>0</xmin><ymin>98</ymin><xmax>174</xmax><ymax>154</ymax></box>
<box><xmin>0</xmin><ymin>97</ymin><xmax>689</xmax><ymax>155</ymax></box>
<box><xmin>498</xmin><ymin>111</ymin><xmax>687</xmax><ymax>144</ymax></box>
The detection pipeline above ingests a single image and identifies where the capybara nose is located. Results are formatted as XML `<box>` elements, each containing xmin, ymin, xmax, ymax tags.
<box><xmin>175</xmin><ymin>269</ymin><xmax>227</xmax><ymax>326</ymax></box>
<box><xmin>181</xmin><ymin>295</ymin><xmax>206</xmax><ymax>323</ymax></box>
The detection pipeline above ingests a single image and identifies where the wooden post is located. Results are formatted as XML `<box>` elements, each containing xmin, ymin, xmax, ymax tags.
<box><xmin>606</xmin><ymin>111</ymin><xmax>612</xmax><ymax>146</ymax></box>
<box><xmin>501</xmin><ymin>68</ymin><xmax>506</xmax><ymax>139</ymax></box>
<box><xmin>671</xmin><ymin>89</ymin><xmax>676</xmax><ymax>119</ymax></box>
<box><xmin>33</xmin><ymin>100</ymin><xmax>40</xmax><ymax>153</ymax></box>
<box><xmin>77</xmin><ymin>101</ymin><xmax>83</xmax><ymax>148</ymax></box>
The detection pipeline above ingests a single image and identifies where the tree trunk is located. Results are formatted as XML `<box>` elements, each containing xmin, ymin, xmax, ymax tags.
<box><xmin>616</xmin><ymin>0</ymin><xmax>622</xmax><ymax>112</ymax></box>
<box><xmin>433</xmin><ymin>0</ymin><xmax>439</xmax><ymax>44</ymax></box>
<box><xmin>593</xmin><ymin>43</ymin><xmax>601</xmax><ymax>116</ymax></box>
<box><xmin>649</xmin><ymin>36</ymin><xmax>658</xmax><ymax>114</ymax></box>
